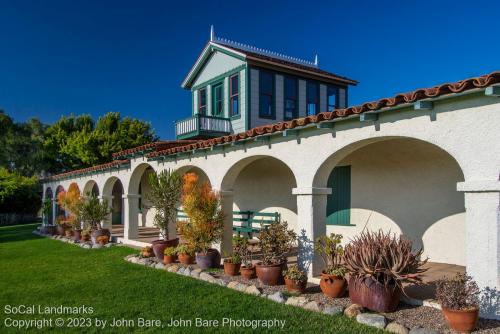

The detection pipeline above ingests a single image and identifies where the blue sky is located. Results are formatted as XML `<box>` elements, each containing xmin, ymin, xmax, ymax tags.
<box><xmin>1</xmin><ymin>0</ymin><xmax>498</xmax><ymax>139</ymax></box>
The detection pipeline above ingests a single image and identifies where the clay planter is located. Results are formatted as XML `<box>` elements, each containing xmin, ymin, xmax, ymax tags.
<box><xmin>195</xmin><ymin>249</ymin><xmax>221</xmax><ymax>269</ymax></box>
<box><xmin>320</xmin><ymin>272</ymin><xmax>347</xmax><ymax>298</ymax></box>
<box><xmin>178</xmin><ymin>253</ymin><xmax>195</xmax><ymax>265</ymax></box>
<box><xmin>91</xmin><ymin>228</ymin><xmax>110</xmax><ymax>244</ymax></box>
<box><xmin>81</xmin><ymin>234</ymin><xmax>90</xmax><ymax>242</ymax></box>
<box><xmin>255</xmin><ymin>263</ymin><xmax>283</xmax><ymax>286</ymax></box>
<box><xmin>163</xmin><ymin>254</ymin><xmax>177</xmax><ymax>265</ymax></box>
<box><xmin>73</xmin><ymin>230</ymin><xmax>82</xmax><ymax>242</ymax></box>
<box><xmin>223</xmin><ymin>261</ymin><xmax>241</xmax><ymax>276</ymax></box>
<box><xmin>142</xmin><ymin>249</ymin><xmax>154</xmax><ymax>258</ymax></box>
<box><xmin>65</xmin><ymin>229</ymin><xmax>73</xmax><ymax>238</ymax></box>
<box><xmin>442</xmin><ymin>307</ymin><xmax>479</xmax><ymax>333</ymax></box>
<box><xmin>46</xmin><ymin>226</ymin><xmax>57</xmax><ymax>235</ymax></box>
<box><xmin>98</xmin><ymin>238</ymin><xmax>108</xmax><ymax>246</ymax></box>
<box><xmin>56</xmin><ymin>225</ymin><xmax>65</xmax><ymax>236</ymax></box>
<box><xmin>151</xmin><ymin>238</ymin><xmax>179</xmax><ymax>261</ymax></box>
<box><xmin>284</xmin><ymin>278</ymin><xmax>307</xmax><ymax>294</ymax></box>
<box><xmin>240</xmin><ymin>266</ymin><xmax>256</xmax><ymax>280</ymax></box>
<box><xmin>348</xmin><ymin>276</ymin><xmax>401</xmax><ymax>313</ymax></box>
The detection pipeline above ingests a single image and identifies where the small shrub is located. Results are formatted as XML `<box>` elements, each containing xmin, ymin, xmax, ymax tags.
<box><xmin>315</xmin><ymin>233</ymin><xmax>347</xmax><ymax>277</ymax></box>
<box><xmin>163</xmin><ymin>246</ymin><xmax>177</xmax><ymax>256</ymax></box>
<box><xmin>96</xmin><ymin>235</ymin><xmax>109</xmax><ymax>244</ymax></box>
<box><xmin>176</xmin><ymin>244</ymin><xmax>194</xmax><ymax>255</ymax></box>
<box><xmin>436</xmin><ymin>273</ymin><xmax>480</xmax><ymax>310</ymax></box>
<box><xmin>141</xmin><ymin>246</ymin><xmax>153</xmax><ymax>257</ymax></box>
<box><xmin>283</xmin><ymin>265</ymin><xmax>307</xmax><ymax>282</ymax></box>
<box><xmin>259</xmin><ymin>221</ymin><xmax>296</xmax><ymax>265</ymax></box>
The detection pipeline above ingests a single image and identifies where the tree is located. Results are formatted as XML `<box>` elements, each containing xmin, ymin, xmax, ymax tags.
<box><xmin>146</xmin><ymin>169</ymin><xmax>182</xmax><ymax>240</ymax></box>
<box><xmin>0</xmin><ymin>168</ymin><xmax>41</xmax><ymax>215</ymax></box>
<box><xmin>75</xmin><ymin>195</ymin><xmax>110</xmax><ymax>231</ymax></box>
<box><xmin>43</xmin><ymin>112</ymin><xmax>157</xmax><ymax>173</ymax></box>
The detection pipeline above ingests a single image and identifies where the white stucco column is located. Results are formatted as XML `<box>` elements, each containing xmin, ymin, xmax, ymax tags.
<box><xmin>51</xmin><ymin>199</ymin><xmax>57</xmax><ymax>225</ymax></box>
<box><xmin>458</xmin><ymin>180</ymin><xmax>500</xmax><ymax>320</ymax></box>
<box><xmin>218</xmin><ymin>190</ymin><xmax>234</xmax><ymax>256</ymax></box>
<box><xmin>123</xmin><ymin>194</ymin><xmax>140</xmax><ymax>240</ymax></box>
<box><xmin>99</xmin><ymin>195</ymin><xmax>113</xmax><ymax>231</ymax></box>
<box><xmin>293</xmin><ymin>187</ymin><xmax>331</xmax><ymax>278</ymax></box>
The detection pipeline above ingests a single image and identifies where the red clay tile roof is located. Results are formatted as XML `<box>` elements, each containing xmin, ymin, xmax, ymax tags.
<box><xmin>112</xmin><ymin>140</ymin><xmax>201</xmax><ymax>160</ymax></box>
<box><xmin>148</xmin><ymin>70</ymin><xmax>500</xmax><ymax>159</ymax></box>
<box><xmin>217</xmin><ymin>42</ymin><xmax>358</xmax><ymax>86</ymax></box>
<box><xmin>44</xmin><ymin>160</ymin><xmax>131</xmax><ymax>181</ymax></box>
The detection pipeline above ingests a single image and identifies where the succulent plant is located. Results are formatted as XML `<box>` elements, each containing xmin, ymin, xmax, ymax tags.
<box><xmin>315</xmin><ymin>233</ymin><xmax>347</xmax><ymax>277</ymax></box>
<box><xmin>343</xmin><ymin>230</ymin><xmax>427</xmax><ymax>288</ymax></box>
<box><xmin>163</xmin><ymin>246</ymin><xmax>177</xmax><ymax>256</ymax></box>
<box><xmin>436</xmin><ymin>273</ymin><xmax>480</xmax><ymax>310</ymax></box>
<box><xmin>283</xmin><ymin>265</ymin><xmax>307</xmax><ymax>282</ymax></box>
<box><xmin>259</xmin><ymin>221</ymin><xmax>296</xmax><ymax>265</ymax></box>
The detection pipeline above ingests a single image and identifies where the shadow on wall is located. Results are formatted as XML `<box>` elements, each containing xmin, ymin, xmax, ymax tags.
<box><xmin>328</xmin><ymin>138</ymin><xmax>466</xmax><ymax>265</ymax></box>
<box><xmin>480</xmin><ymin>287</ymin><xmax>500</xmax><ymax>320</ymax></box>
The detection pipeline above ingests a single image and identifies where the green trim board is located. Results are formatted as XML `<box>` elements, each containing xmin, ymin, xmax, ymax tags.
<box><xmin>326</xmin><ymin>165</ymin><xmax>354</xmax><ymax>226</ymax></box>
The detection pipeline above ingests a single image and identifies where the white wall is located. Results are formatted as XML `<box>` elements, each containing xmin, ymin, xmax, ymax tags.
<box><xmin>232</xmin><ymin>158</ymin><xmax>298</xmax><ymax>232</ymax></box>
<box><xmin>326</xmin><ymin>138</ymin><xmax>466</xmax><ymax>265</ymax></box>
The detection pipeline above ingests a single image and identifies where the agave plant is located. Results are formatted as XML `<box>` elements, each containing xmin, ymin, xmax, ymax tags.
<box><xmin>343</xmin><ymin>230</ymin><xmax>428</xmax><ymax>288</ymax></box>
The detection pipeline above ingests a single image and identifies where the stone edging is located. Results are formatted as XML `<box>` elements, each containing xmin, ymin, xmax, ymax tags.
<box><xmin>124</xmin><ymin>255</ymin><xmax>439</xmax><ymax>334</ymax></box>
<box><xmin>33</xmin><ymin>230</ymin><xmax>117</xmax><ymax>249</ymax></box>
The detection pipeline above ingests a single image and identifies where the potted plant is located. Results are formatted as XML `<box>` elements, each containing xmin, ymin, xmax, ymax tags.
<box><xmin>255</xmin><ymin>221</ymin><xmax>296</xmax><ymax>286</ymax></box>
<box><xmin>141</xmin><ymin>246</ymin><xmax>154</xmax><ymax>258</ymax></box>
<box><xmin>436</xmin><ymin>273</ymin><xmax>480</xmax><ymax>333</ymax></box>
<box><xmin>163</xmin><ymin>247</ymin><xmax>177</xmax><ymax>264</ymax></box>
<box><xmin>55</xmin><ymin>216</ymin><xmax>68</xmax><ymax>236</ymax></box>
<box><xmin>343</xmin><ymin>230</ymin><xmax>427</xmax><ymax>312</ymax></box>
<box><xmin>176</xmin><ymin>244</ymin><xmax>195</xmax><ymax>265</ymax></box>
<box><xmin>147</xmin><ymin>169</ymin><xmax>182</xmax><ymax>260</ymax></box>
<box><xmin>239</xmin><ymin>237</ymin><xmax>255</xmax><ymax>280</ymax></box>
<box><xmin>283</xmin><ymin>265</ymin><xmax>308</xmax><ymax>293</ymax></box>
<box><xmin>75</xmin><ymin>195</ymin><xmax>111</xmax><ymax>245</ymax></box>
<box><xmin>315</xmin><ymin>233</ymin><xmax>348</xmax><ymax>298</ymax></box>
<box><xmin>81</xmin><ymin>230</ymin><xmax>91</xmax><ymax>242</ymax></box>
<box><xmin>179</xmin><ymin>173</ymin><xmax>224</xmax><ymax>269</ymax></box>
<box><xmin>96</xmin><ymin>235</ymin><xmax>109</xmax><ymax>246</ymax></box>
<box><xmin>223</xmin><ymin>236</ymin><xmax>245</xmax><ymax>276</ymax></box>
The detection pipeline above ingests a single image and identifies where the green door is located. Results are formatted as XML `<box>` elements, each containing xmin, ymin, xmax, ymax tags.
<box><xmin>326</xmin><ymin>165</ymin><xmax>352</xmax><ymax>226</ymax></box>
<box><xmin>212</xmin><ymin>83</ymin><xmax>223</xmax><ymax>116</ymax></box>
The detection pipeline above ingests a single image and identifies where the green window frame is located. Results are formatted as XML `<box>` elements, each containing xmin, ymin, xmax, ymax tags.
<box><xmin>229</xmin><ymin>74</ymin><xmax>239</xmax><ymax>117</ymax></box>
<box><xmin>198</xmin><ymin>88</ymin><xmax>207</xmax><ymax>115</ymax></box>
<box><xmin>212</xmin><ymin>82</ymin><xmax>224</xmax><ymax>116</ymax></box>
<box><xmin>326</xmin><ymin>165</ymin><xmax>354</xmax><ymax>226</ymax></box>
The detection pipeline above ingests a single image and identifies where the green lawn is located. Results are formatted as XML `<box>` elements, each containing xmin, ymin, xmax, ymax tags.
<box><xmin>0</xmin><ymin>224</ymin><xmax>381</xmax><ymax>333</ymax></box>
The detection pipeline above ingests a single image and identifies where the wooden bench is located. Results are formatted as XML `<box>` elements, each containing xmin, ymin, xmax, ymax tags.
<box><xmin>175</xmin><ymin>209</ymin><xmax>280</xmax><ymax>239</ymax></box>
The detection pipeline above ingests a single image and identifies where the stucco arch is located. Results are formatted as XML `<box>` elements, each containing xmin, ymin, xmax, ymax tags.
<box><xmin>312</xmin><ymin>136</ymin><xmax>466</xmax><ymax>265</ymax></box>
<box><xmin>175</xmin><ymin>165</ymin><xmax>212</xmax><ymax>186</ymax></box>
<box><xmin>128</xmin><ymin>163</ymin><xmax>155</xmax><ymax>195</ymax></box>
<box><xmin>82</xmin><ymin>180</ymin><xmax>99</xmax><ymax>196</ymax></box>
<box><xmin>44</xmin><ymin>187</ymin><xmax>53</xmax><ymax>199</ymax></box>
<box><xmin>312</xmin><ymin>136</ymin><xmax>466</xmax><ymax>188</ymax></box>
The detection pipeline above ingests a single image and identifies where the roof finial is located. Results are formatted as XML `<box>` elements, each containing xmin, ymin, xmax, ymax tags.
<box><xmin>210</xmin><ymin>25</ymin><xmax>215</xmax><ymax>42</ymax></box>
<box><xmin>314</xmin><ymin>54</ymin><xmax>318</xmax><ymax>66</ymax></box>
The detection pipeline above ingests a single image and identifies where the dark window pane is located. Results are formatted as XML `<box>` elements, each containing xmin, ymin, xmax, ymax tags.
<box><xmin>231</xmin><ymin>75</ymin><xmax>239</xmax><ymax>95</ymax></box>
<box><xmin>327</xmin><ymin>86</ymin><xmax>337</xmax><ymax>112</ymax></box>
<box><xmin>284</xmin><ymin>77</ymin><xmax>297</xmax><ymax>98</ymax></box>
<box><xmin>307</xmin><ymin>103</ymin><xmax>317</xmax><ymax>116</ymax></box>
<box><xmin>259</xmin><ymin>95</ymin><xmax>272</xmax><ymax>117</ymax></box>
<box><xmin>260</xmin><ymin>71</ymin><xmax>273</xmax><ymax>94</ymax></box>
<box><xmin>231</xmin><ymin>98</ymin><xmax>238</xmax><ymax>116</ymax></box>
<box><xmin>199</xmin><ymin>106</ymin><xmax>206</xmax><ymax>115</ymax></box>
<box><xmin>285</xmin><ymin>99</ymin><xmax>296</xmax><ymax>119</ymax></box>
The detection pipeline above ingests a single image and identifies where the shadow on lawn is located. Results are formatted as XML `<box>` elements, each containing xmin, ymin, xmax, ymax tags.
<box><xmin>0</xmin><ymin>223</ymin><xmax>41</xmax><ymax>243</ymax></box>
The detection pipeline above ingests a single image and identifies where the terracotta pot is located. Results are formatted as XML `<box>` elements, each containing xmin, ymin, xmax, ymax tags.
<box><xmin>240</xmin><ymin>266</ymin><xmax>256</xmax><ymax>280</ymax></box>
<box><xmin>224</xmin><ymin>261</ymin><xmax>241</xmax><ymax>276</ymax></box>
<box><xmin>73</xmin><ymin>230</ymin><xmax>82</xmax><ymax>242</ymax></box>
<box><xmin>81</xmin><ymin>234</ymin><xmax>90</xmax><ymax>242</ymax></box>
<box><xmin>348</xmin><ymin>276</ymin><xmax>401</xmax><ymax>313</ymax></box>
<box><xmin>442</xmin><ymin>307</ymin><xmax>478</xmax><ymax>333</ymax></box>
<box><xmin>178</xmin><ymin>253</ymin><xmax>195</xmax><ymax>265</ymax></box>
<box><xmin>46</xmin><ymin>226</ymin><xmax>57</xmax><ymax>235</ymax></box>
<box><xmin>163</xmin><ymin>254</ymin><xmax>177</xmax><ymax>265</ymax></box>
<box><xmin>284</xmin><ymin>277</ymin><xmax>307</xmax><ymax>294</ymax></box>
<box><xmin>65</xmin><ymin>230</ymin><xmax>73</xmax><ymax>238</ymax></box>
<box><xmin>91</xmin><ymin>228</ymin><xmax>110</xmax><ymax>244</ymax></box>
<box><xmin>151</xmin><ymin>238</ymin><xmax>179</xmax><ymax>261</ymax></box>
<box><xmin>320</xmin><ymin>272</ymin><xmax>347</xmax><ymax>298</ymax></box>
<box><xmin>195</xmin><ymin>249</ymin><xmax>220</xmax><ymax>269</ymax></box>
<box><xmin>255</xmin><ymin>263</ymin><xmax>283</xmax><ymax>286</ymax></box>
<box><xmin>56</xmin><ymin>225</ymin><xmax>65</xmax><ymax>236</ymax></box>
<box><xmin>142</xmin><ymin>250</ymin><xmax>154</xmax><ymax>258</ymax></box>
<box><xmin>98</xmin><ymin>239</ymin><xmax>108</xmax><ymax>246</ymax></box>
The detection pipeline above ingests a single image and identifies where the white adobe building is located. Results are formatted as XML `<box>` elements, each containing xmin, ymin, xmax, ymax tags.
<box><xmin>42</xmin><ymin>29</ymin><xmax>500</xmax><ymax>318</ymax></box>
